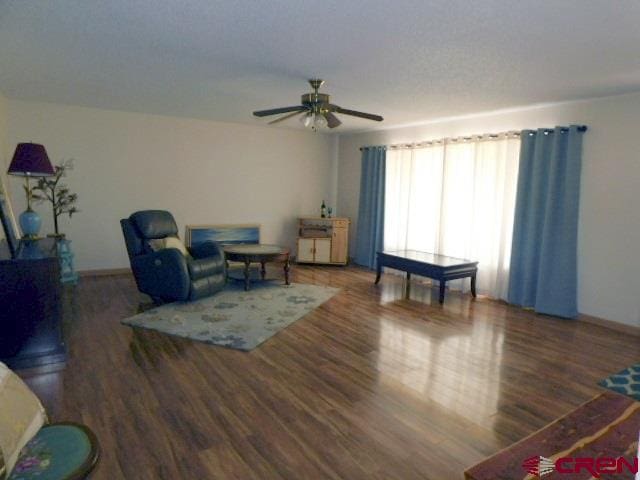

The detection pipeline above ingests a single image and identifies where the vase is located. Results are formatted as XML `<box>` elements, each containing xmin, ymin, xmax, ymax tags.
<box><xmin>19</xmin><ymin>209</ymin><xmax>42</xmax><ymax>238</ymax></box>
<box><xmin>56</xmin><ymin>237</ymin><xmax>79</xmax><ymax>284</ymax></box>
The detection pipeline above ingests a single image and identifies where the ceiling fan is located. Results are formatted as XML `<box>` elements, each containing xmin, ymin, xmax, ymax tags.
<box><xmin>253</xmin><ymin>79</ymin><xmax>383</xmax><ymax>130</ymax></box>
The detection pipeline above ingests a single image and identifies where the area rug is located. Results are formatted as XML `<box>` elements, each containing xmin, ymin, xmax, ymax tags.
<box><xmin>598</xmin><ymin>363</ymin><xmax>640</xmax><ymax>401</ymax></box>
<box><xmin>121</xmin><ymin>282</ymin><xmax>339</xmax><ymax>351</ymax></box>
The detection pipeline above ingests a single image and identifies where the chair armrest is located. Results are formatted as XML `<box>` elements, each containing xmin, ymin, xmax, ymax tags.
<box><xmin>187</xmin><ymin>255</ymin><xmax>226</xmax><ymax>281</ymax></box>
<box><xmin>131</xmin><ymin>249</ymin><xmax>190</xmax><ymax>301</ymax></box>
<box><xmin>188</xmin><ymin>240</ymin><xmax>224</xmax><ymax>260</ymax></box>
<box><xmin>189</xmin><ymin>240</ymin><xmax>224</xmax><ymax>259</ymax></box>
<box><xmin>187</xmin><ymin>241</ymin><xmax>226</xmax><ymax>280</ymax></box>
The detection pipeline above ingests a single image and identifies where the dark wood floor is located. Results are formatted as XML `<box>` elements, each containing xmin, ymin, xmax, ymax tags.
<box><xmin>20</xmin><ymin>265</ymin><xmax>640</xmax><ymax>479</ymax></box>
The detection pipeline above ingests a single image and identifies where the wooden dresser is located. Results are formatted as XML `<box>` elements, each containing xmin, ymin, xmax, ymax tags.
<box><xmin>296</xmin><ymin>217</ymin><xmax>350</xmax><ymax>265</ymax></box>
<box><xmin>0</xmin><ymin>238</ymin><xmax>66</xmax><ymax>369</ymax></box>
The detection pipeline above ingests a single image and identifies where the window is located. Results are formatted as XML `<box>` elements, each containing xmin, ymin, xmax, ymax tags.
<box><xmin>384</xmin><ymin>135</ymin><xmax>520</xmax><ymax>299</ymax></box>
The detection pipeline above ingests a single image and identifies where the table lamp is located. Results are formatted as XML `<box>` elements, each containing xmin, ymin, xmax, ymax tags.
<box><xmin>7</xmin><ymin>143</ymin><xmax>55</xmax><ymax>239</ymax></box>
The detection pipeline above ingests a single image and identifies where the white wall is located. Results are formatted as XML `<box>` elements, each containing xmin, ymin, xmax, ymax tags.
<box><xmin>6</xmin><ymin>100</ymin><xmax>337</xmax><ymax>271</ymax></box>
<box><xmin>0</xmin><ymin>92</ymin><xmax>8</xmax><ymax>243</ymax></box>
<box><xmin>0</xmin><ymin>93</ymin><xmax>7</xmax><ymax>163</ymax></box>
<box><xmin>338</xmin><ymin>93</ymin><xmax>640</xmax><ymax>327</ymax></box>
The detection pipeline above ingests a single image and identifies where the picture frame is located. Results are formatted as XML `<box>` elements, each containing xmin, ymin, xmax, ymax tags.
<box><xmin>0</xmin><ymin>175</ymin><xmax>20</xmax><ymax>257</ymax></box>
<box><xmin>185</xmin><ymin>224</ymin><xmax>260</xmax><ymax>248</ymax></box>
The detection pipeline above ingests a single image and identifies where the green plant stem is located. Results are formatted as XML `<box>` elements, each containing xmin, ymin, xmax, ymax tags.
<box><xmin>52</xmin><ymin>186</ymin><xmax>59</xmax><ymax>235</ymax></box>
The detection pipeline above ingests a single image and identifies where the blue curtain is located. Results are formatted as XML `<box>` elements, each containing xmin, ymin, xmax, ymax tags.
<box><xmin>354</xmin><ymin>146</ymin><xmax>386</xmax><ymax>269</ymax></box>
<box><xmin>508</xmin><ymin>125</ymin><xmax>585</xmax><ymax>318</ymax></box>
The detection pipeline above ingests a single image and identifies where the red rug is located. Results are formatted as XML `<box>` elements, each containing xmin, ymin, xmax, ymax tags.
<box><xmin>465</xmin><ymin>391</ymin><xmax>639</xmax><ymax>479</ymax></box>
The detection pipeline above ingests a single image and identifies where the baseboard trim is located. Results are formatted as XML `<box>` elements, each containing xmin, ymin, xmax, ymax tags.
<box><xmin>78</xmin><ymin>267</ymin><xmax>131</xmax><ymax>277</ymax></box>
<box><xmin>579</xmin><ymin>313</ymin><xmax>640</xmax><ymax>337</ymax></box>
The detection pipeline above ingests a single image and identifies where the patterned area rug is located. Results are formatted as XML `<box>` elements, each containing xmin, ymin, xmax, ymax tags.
<box><xmin>599</xmin><ymin>363</ymin><xmax>640</xmax><ymax>401</ymax></box>
<box><xmin>121</xmin><ymin>282</ymin><xmax>339</xmax><ymax>351</ymax></box>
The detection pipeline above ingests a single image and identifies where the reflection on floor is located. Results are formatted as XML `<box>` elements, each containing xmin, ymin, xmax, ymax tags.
<box><xmin>377</xmin><ymin>314</ymin><xmax>504</xmax><ymax>427</ymax></box>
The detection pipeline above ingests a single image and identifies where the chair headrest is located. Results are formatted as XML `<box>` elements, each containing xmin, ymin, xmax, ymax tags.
<box><xmin>130</xmin><ymin>210</ymin><xmax>178</xmax><ymax>239</ymax></box>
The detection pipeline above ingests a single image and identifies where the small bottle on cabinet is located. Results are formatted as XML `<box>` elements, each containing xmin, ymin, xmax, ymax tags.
<box><xmin>320</xmin><ymin>200</ymin><xmax>327</xmax><ymax>218</ymax></box>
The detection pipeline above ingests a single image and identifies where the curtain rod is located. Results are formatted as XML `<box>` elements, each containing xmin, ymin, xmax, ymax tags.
<box><xmin>360</xmin><ymin>125</ymin><xmax>587</xmax><ymax>151</ymax></box>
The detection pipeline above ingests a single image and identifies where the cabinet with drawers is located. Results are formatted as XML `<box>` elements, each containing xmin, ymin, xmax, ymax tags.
<box><xmin>296</xmin><ymin>217</ymin><xmax>350</xmax><ymax>265</ymax></box>
<box><xmin>0</xmin><ymin>238</ymin><xmax>67</xmax><ymax>369</ymax></box>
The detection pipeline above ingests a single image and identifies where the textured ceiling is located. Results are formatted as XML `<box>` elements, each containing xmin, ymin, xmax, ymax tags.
<box><xmin>1</xmin><ymin>1</ymin><xmax>640</xmax><ymax>132</ymax></box>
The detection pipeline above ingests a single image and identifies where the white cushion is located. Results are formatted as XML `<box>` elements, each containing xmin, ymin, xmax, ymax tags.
<box><xmin>0</xmin><ymin>362</ymin><xmax>47</xmax><ymax>479</ymax></box>
<box><xmin>148</xmin><ymin>237</ymin><xmax>190</xmax><ymax>257</ymax></box>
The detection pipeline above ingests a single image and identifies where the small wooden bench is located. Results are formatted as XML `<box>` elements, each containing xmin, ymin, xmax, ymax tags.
<box><xmin>465</xmin><ymin>391</ymin><xmax>640</xmax><ymax>479</ymax></box>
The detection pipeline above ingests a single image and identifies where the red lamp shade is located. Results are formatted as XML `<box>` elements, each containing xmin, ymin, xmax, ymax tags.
<box><xmin>7</xmin><ymin>143</ymin><xmax>55</xmax><ymax>177</ymax></box>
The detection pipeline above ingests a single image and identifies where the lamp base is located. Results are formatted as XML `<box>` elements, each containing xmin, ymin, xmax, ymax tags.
<box><xmin>19</xmin><ymin>209</ymin><xmax>42</xmax><ymax>238</ymax></box>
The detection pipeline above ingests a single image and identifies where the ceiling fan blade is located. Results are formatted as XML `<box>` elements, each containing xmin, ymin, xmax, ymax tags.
<box><xmin>325</xmin><ymin>112</ymin><xmax>342</xmax><ymax>128</ymax></box>
<box><xmin>268</xmin><ymin>110</ymin><xmax>307</xmax><ymax>124</ymax></box>
<box><xmin>330</xmin><ymin>105</ymin><xmax>383</xmax><ymax>122</ymax></box>
<box><xmin>253</xmin><ymin>106</ymin><xmax>306</xmax><ymax>117</ymax></box>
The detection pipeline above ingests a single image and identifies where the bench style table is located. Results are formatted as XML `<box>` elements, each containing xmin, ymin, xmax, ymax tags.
<box><xmin>375</xmin><ymin>250</ymin><xmax>478</xmax><ymax>304</ymax></box>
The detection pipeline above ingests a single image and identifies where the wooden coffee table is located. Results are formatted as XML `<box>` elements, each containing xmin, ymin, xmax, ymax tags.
<box><xmin>375</xmin><ymin>250</ymin><xmax>478</xmax><ymax>304</ymax></box>
<box><xmin>223</xmin><ymin>244</ymin><xmax>290</xmax><ymax>291</ymax></box>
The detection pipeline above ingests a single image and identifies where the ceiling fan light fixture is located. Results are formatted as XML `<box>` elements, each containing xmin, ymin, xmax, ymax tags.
<box><xmin>301</xmin><ymin>112</ymin><xmax>314</xmax><ymax>128</ymax></box>
<box><xmin>314</xmin><ymin>114</ymin><xmax>328</xmax><ymax>129</ymax></box>
<box><xmin>253</xmin><ymin>79</ymin><xmax>383</xmax><ymax>129</ymax></box>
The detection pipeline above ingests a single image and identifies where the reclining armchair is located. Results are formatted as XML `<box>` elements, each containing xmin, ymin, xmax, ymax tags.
<box><xmin>120</xmin><ymin>210</ymin><xmax>226</xmax><ymax>303</ymax></box>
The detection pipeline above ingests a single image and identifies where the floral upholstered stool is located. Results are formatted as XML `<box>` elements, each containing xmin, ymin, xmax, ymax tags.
<box><xmin>8</xmin><ymin>422</ymin><xmax>99</xmax><ymax>480</ymax></box>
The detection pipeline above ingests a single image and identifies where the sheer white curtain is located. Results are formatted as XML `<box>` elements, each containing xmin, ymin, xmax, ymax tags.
<box><xmin>384</xmin><ymin>136</ymin><xmax>520</xmax><ymax>299</ymax></box>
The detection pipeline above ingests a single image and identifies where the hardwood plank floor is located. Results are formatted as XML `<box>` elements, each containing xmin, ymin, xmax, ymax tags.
<box><xmin>19</xmin><ymin>265</ymin><xmax>640</xmax><ymax>479</ymax></box>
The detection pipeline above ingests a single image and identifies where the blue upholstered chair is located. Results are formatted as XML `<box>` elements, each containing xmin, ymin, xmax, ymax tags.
<box><xmin>120</xmin><ymin>210</ymin><xmax>226</xmax><ymax>303</ymax></box>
